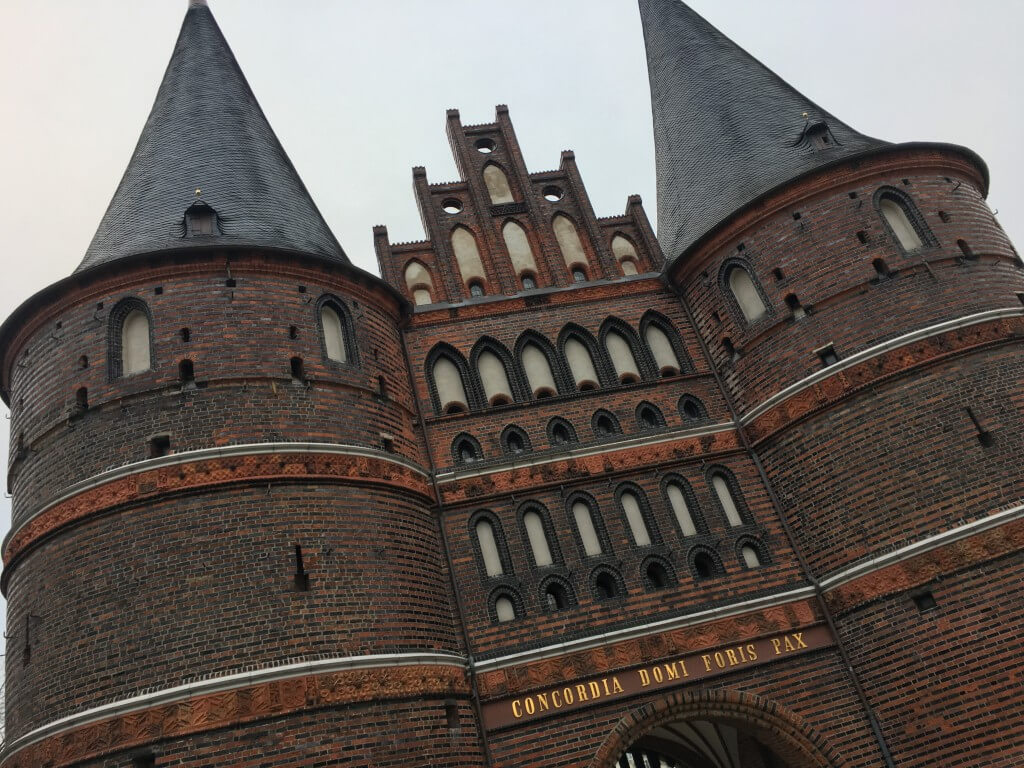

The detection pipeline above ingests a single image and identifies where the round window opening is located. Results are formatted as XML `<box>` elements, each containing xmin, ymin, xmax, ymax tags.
<box><xmin>543</xmin><ymin>185</ymin><xmax>564</xmax><ymax>202</ymax></box>
<box><xmin>442</xmin><ymin>198</ymin><xmax>463</xmax><ymax>214</ymax></box>
<box><xmin>475</xmin><ymin>138</ymin><xmax>496</xmax><ymax>154</ymax></box>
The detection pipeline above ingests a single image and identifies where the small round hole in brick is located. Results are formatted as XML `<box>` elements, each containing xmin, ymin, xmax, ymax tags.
<box><xmin>543</xmin><ymin>185</ymin><xmax>563</xmax><ymax>202</ymax></box>
<box><xmin>475</xmin><ymin>138</ymin><xmax>495</xmax><ymax>154</ymax></box>
<box><xmin>442</xmin><ymin>198</ymin><xmax>463</xmax><ymax>215</ymax></box>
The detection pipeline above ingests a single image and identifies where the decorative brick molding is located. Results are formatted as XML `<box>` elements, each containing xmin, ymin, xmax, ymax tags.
<box><xmin>3</xmin><ymin>450</ymin><xmax>434</xmax><ymax>568</ymax></box>
<box><xmin>588</xmin><ymin>688</ymin><xmax>848</xmax><ymax>768</ymax></box>
<box><xmin>0</xmin><ymin>662</ymin><xmax>469</xmax><ymax>768</ymax></box>
<box><xmin>476</xmin><ymin>598</ymin><xmax>819</xmax><ymax>701</ymax></box>
<box><xmin>824</xmin><ymin>516</ymin><xmax>1024</xmax><ymax>614</ymax></box>
<box><xmin>746</xmin><ymin>315</ymin><xmax>1024</xmax><ymax>444</ymax></box>
<box><xmin>437</xmin><ymin>428</ymin><xmax>742</xmax><ymax>507</ymax></box>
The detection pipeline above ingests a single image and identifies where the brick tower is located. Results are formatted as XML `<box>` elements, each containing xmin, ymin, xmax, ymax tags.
<box><xmin>3</xmin><ymin>1</ymin><xmax>1023</xmax><ymax>767</ymax></box>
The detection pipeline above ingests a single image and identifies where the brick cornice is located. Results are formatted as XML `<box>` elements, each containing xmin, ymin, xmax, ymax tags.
<box><xmin>824</xmin><ymin>515</ymin><xmax>1024</xmax><ymax>614</ymax></box>
<box><xmin>745</xmin><ymin>313</ymin><xmax>1024</xmax><ymax>444</ymax></box>
<box><xmin>2</xmin><ymin>448</ymin><xmax>434</xmax><ymax>573</ymax></box>
<box><xmin>0</xmin><ymin>661</ymin><xmax>469</xmax><ymax>768</ymax></box>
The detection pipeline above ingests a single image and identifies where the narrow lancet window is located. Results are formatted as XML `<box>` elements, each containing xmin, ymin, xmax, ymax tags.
<box><xmin>433</xmin><ymin>356</ymin><xmax>469</xmax><ymax>414</ymax></box>
<box><xmin>121</xmin><ymin>309</ymin><xmax>152</xmax><ymax>375</ymax></box>
<box><xmin>712</xmin><ymin>473</ymin><xmax>744</xmax><ymax>527</ymax></box>
<box><xmin>565</xmin><ymin>338</ymin><xmax>599</xmax><ymax>391</ymax></box>
<box><xmin>620</xmin><ymin>491</ymin><xmax>651</xmax><ymax>547</ymax></box>
<box><xmin>320</xmin><ymin>305</ymin><xmax>347</xmax><ymax>362</ymax></box>
<box><xmin>451</xmin><ymin>227</ymin><xmax>487</xmax><ymax>290</ymax></box>
<box><xmin>605</xmin><ymin>331</ymin><xmax>640</xmax><ymax>384</ymax></box>
<box><xmin>475</xmin><ymin>520</ymin><xmax>504</xmax><ymax>577</ymax></box>
<box><xmin>478</xmin><ymin>351</ymin><xmax>513</xmax><ymax>406</ymax></box>
<box><xmin>612</xmin><ymin>235</ymin><xmax>640</xmax><ymax>275</ymax></box>
<box><xmin>521</xmin><ymin>343</ymin><xmax>557</xmax><ymax>398</ymax></box>
<box><xmin>523</xmin><ymin>510</ymin><xmax>554</xmax><ymax>567</ymax></box>
<box><xmin>502</xmin><ymin>221</ymin><xmax>539</xmax><ymax>281</ymax></box>
<box><xmin>645</xmin><ymin>324</ymin><xmax>681</xmax><ymax>376</ymax></box>
<box><xmin>666</xmin><ymin>483</ymin><xmax>697</xmax><ymax>536</ymax></box>
<box><xmin>572</xmin><ymin>501</ymin><xmax>603</xmax><ymax>557</ymax></box>
<box><xmin>879</xmin><ymin>197</ymin><xmax>924</xmax><ymax>251</ymax></box>
<box><xmin>553</xmin><ymin>214</ymin><xmax>588</xmax><ymax>275</ymax></box>
<box><xmin>483</xmin><ymin>164</ymin><xmax>514</xmax><ymax>204</ymax></box>
<box><xmin>727</xmin><ymin>266</ymin><xmax>767</xmax><ymax>323</ymax></box>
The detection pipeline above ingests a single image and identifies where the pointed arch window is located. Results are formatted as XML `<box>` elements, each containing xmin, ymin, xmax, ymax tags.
<box><xmin>592</xmin><ymin>410</ymin><xmax>621</xmax><ymax>438</ymax></box>
<box><xmin>472</xmin><ymin>513</ymin><xmax>510</xmax><ymax>578</ymax></box>
<box><xmin>619</xmin><ymin>490</ymin><xmax>652</xmax><ymax>547</ymax></box>
<box><xmin>725</xmin><ymin>264</ymin><xmax>768</xmax><ymax>323</ymax></box>
<box><xmin>431</xmin><ymin>353</ymin><xmax>470</xmax><ymax>414</ymax></box>
<box><xmin>564</xmin><ymin>337</ymin><xmax>600</xmax><ymax>391</ymax></box>
<box><xmin>553</xmin><ymin>214</ymin><xmax>588</xmax><ymax>276</ymax></box>
<box><xmin>612</xmin><ymin>234</ymin><xmax>641</xmax><ymax>276</ymax></box>
<box><xmin>547</xmin><ymin>417</ymin><xmax>577</xmax><ymax>447</ymax></box>
<box><xmin>521</xmin><ymin>342</ymin><xmax>558</xmax><ymax>398</ymax></box>
<box><xmin>451</xmin><ymin>227</ymin><xmax>487</xmax><ymax>291</ymax></box>
<box><xmin>522</xmin><ymin>509</ymin><xmax>554</xmax><ymax>568</ymax></box>
<box><xmin>319</xmin><ymin>304</ymin><xmax>348</xmax><ymax>363</ymax></box>
<box><xmin>109</xmin><ymin>299</ymin><xmax>152</xmax><ymax>378</ymax></box>
<box><xmin>483</xmin><ymin>164</ymin><xmax>514</xmax><ymax>204</ymax></box>
<box><xmin>501</xmin><ymin>425</ymin><xmax>531</xmax><ymax>456</ymax></box>
<box><xmin>876</xmin><ymin>189</ymin><xmax>932</xmax><ymax>252</ymax></box>
<box><xmin>679</xmin><ymin>395</ymin><xmax>708</xmax><ymax>422</ymax></box>
<box><xmin>604</xmin><ymin>331</ymin><xmax>641</xmax><ymax>384</ymax></box>
<box><xmin>453</xmin><ymin>434</ymin><xmax>482</xmax><ymax>465</ymax></box>
<box><xmin>502</xmin><ymin>221</ymin><xmax>539</xmax><ymax>283</ymax></box>
<box><xmin>404</xmin><ymin>261</ymin><xmax>434</xmax><ymax>306</ymax></box>
<box><xmin>665</xmin><ymin>481</ymin><xmax>699</xmax><ymax>537</ymax></box>
<box><xmin>477</xmin><ymin>350</ymin><xmax>513</xmax><ymax>406</ymax></box>
<box><xmin>636</xmin><ymin>402</ymin><xmax>665</xmax><ymax>430</ymax></box>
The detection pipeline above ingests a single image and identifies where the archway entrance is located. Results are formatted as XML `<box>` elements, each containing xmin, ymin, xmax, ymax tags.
<box><xmin>617</xmin><ymin>719</ymin><xmax>792</xmax><ymax>767</ymax></box>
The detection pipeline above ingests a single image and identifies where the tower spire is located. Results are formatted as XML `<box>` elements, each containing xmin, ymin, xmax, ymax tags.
<box><xmin>78</xmin><ymin>0</ymin><xmax>346</xmax><ymax>273</ymax></box>
<box><xmin>639</xmin><ymin>0</ymin><xmax>887</xmax><ymax>262</ymax></box>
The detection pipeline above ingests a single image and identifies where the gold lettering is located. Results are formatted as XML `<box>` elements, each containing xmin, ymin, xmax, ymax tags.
<box><xmin>664</xmin><ymin>662</ymin><xmax>680</xmax><ymax>681</ymax></box>
<box><xmin>746</xmin><ymin>644</ymin><xmax>758</xmax><ymax>661</ymax></box>
<box><xmin>771</xmin><ymin>638</ymin><xmax>782</xmax><ymax>655</ymax></box>
<box><xmin>652</xmin><ymin>665</ymin><xmax>664</xmax><ymax>683</ymax></box>
<box><xmin>612</xmin><ymin>677</ymin><xmax>623</xmax><ymax>693</ymax></box>
<box><xmin>602</xmin><ymin>678</ymin><xmax>612</xmax><ymax>696</ymax></box>
<box><xmin>575</xmin><ymin>684</ymin><xmax>588</xmax><ymax>703</ymax></box>
<box><xmin>639</xmin><ymin>669</ymin><xmax>651</xmax><ymax>687</ymax></box>
<box><xmin>679</xmin><ymin>659</ymin><xmax>689</xmax><ymax>678</ymax></box>
<box><xmin>563</xmin><ymin>687</ymin><xmax>574</xmax><ymax>705</ymax></box>
<box><xmin>589</xmin><ymin>681</ymin><xmax>601</xmax><ymax>699</ymax></box>
<box><xmin>702</xmin><ymin>654</ymin><xmax>713</xmax><ymax>672</ymax></box>
<box><xmin>552</xmin><ymin>689</ymin><xmax>563</xmax><ymax>708</ymax></box>
<box><xmin>714</xmin><ymin>651</ymin><xmax>726</xmax><ymax>668</ymax></box>
<box><xmin>725</xmin><ymin>648</ymin><xmax>739</xmax><ymax>667</ymax></box>
<box><xmin>524</xmin><ymin>698</ymin><xmax>535</xmax><ymax>715</ymax></box>
<box><xmin>784</xmin><ymin>636</ymin><xmax>796</xmax><ymax>652</ymax></box>
<box><xmin>794</xmin><ymin>632</ymin><xmax>808</xmax><ymax>649</ymax></box>
<box><xmin>512</xmin><ymin>700</ymin><xmax>523</xmax><ymax>719</ymax></box>
<box><xmin>737</xmin><ymin>645</ymin><xmax>748</xmax><ymax>663</ymax></box>
<box><xmin>536</xmin><ymin>693</ymin><xmax>549</xmax><ymax>713</ymax></box>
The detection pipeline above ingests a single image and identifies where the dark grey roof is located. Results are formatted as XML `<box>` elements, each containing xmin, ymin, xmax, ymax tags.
<box><xmin>639</xmin><ymin>0</ymin><xmax>888</xmax><ymax>262</ymax></box>
<box><xmin>76</xmin><ymin>0</ymin><xmax>346</xmax><ymax>273</ymax></box>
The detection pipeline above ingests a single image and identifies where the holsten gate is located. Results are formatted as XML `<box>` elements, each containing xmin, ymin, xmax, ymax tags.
<box><xmin>1</xmin><ymin>1</ymin><xmax>1022</xmax><ymax>766</ymax></box>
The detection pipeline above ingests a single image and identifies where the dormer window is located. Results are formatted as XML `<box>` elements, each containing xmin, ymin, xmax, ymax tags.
<box><xmin>185</xmin><ymin>201</ymin><xmax>218</xmax><ymax>236</ymax></box>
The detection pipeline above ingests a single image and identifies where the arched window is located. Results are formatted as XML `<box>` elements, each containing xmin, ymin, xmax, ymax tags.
<box><xmin>553</xmin><ymin>214</ymin><xmax>588</xmax><ymax>276</ymax></box>
<box><xmin>592</xmin><ymin>568</ymin><xmax>624</xmax><ymax>601</ymax></box>
<box><xmin>404</xmin><ymin>261</ymin><xmax>434</xmax><ymax>306</ymax></box>
<box><xmin>477</xmin><ymin>350</ymin><xmax>514</xmax><ymax>406</ymax></box>
<box><xmin>520</xmin><ymin>342</ymin><xmax>558</xmax><ymax>398</ymax></box>
<box><xmin>877</xmin><ymin>192</ymin><xmax>927</xmax><ymax>252</ymax></box>
<box><xmin>592</xmin><ymin>410</ymin><xmax>621</xmax><ymax>438</ymax></box>
<box><xmin>453</xmin><ymin>434</ymin><xmax>482</xmax><ymax>465</ymax></box>
<box><xmin>644</xmin><ymin>324</ymin><xmax>681</xmax><ymax>376</ymax></box>
<box><xmin>710</xmin><ymin>469</ymin><xmax>748</xmax><ymax>527</ymax></box>
<box><xmin>501</xmin><ymin>425</ymin><xmax>531</xmax><ymax>456</ymax></box>
<box><xmin>110</xmin><ymin>299</ymin><xmax>152</xmax><ymax>378</ymax></box>
<box><xmin>678</xmin><ymin>395</ymin><xmax>708</xmax><ymax>422</ymax></box>
<box><xmin>473</xmin><ymin>516</ymin><xmax>506</xmax><ymax>577</ymax></box>
<box><xmin>502</xmin><ymin>221</ymin><xmax>539</xmax><ymax>283</ymax></box>
<box><xmin>741</xmin><ymin>544</ymin><xmax>762</xmax><ymax>569</ymax></box>
<box><xmin>604</xmin><ymin>330</ymin><xmax>641</xmax><ymax>384</ymax></box>
<box><xmin>468</xmin><ymin>280</ymin><xmax>485</xmax><ymax>298</ymax></box>
<box><xmin>612</xmin><ymin>234</ymin><xmax>640</xmax><ymax>276</ymax></box>
<box><xmin>494</xmin><ymin>593</ymin><xmax>517</xmax><ymax>623</ymax></box>
<box><xmin>637</xmin><ymin>403</ymin><xmax>665</xmax><ymax>430</ymax></box>
<box><xmin>483</xmin><ymin>164</ymin><xmax>514</xmax><ymax>204</ymax></box>
<box><xmin>665</xmin><ymin>481</ymin><xmax>700</xmax><ymax>537</ymax></box>
<box><xmin>521</xmin><ymin>273</ymin><xmax>537</xmax><ymax>290</ymax></box>
<box><xmin>431</xmin><ymin>353</ymin><xmax>470</xmax><ymax>414</ymax></box>
<box><xmin>320</xmin><ymin>305</ymin><xmax>347</xmax><ymax>363</ymax></box>
<box><xmin>643</xmin><ymin>557</ymin><xmax>675</xmax><ymax>591</ymax></box>
<box><xmin>522</xmin><ymin>508</ymin><xmax>554</xmax><ymax>567</ymax></box>
<box><xmin>691</xmin><ymin>548</ymin><xmax>724</xmax><ymax>580</ymax></box>
<box><xmin>122</xmin><ymin>309</ymin><xmax>152</xmax><ymax>375</ymax></box>
<box><xmin>571</xmin><ymin>267</ymin><xmax>588</xmax><ymax>283</ymax></box>
<box><xmin>542</xmin><ymin>577</ymin><xmax>574</xmax><ymax>612</ymax></box>
<box><xmin>619</xmin><ymin>490</ymin><xmax>652</xmax><ymax>547</ymax></box>
<box><xmin>571</xmin><ymin>500</ymin><xmax>604</xmax><ymax>557</ymax></box>
<box><xmin>451</xmin><ymin>227</ymin><xmax>487</xmax><ymax>290</ymax></box>
<box><xmin>725</xmin><ymin>265</ymin><xmax>768</xmax><ymax>323</ymax></box>
<box><xmin>547</xmin><ymin>418</ymin><xmax>577</xmax><ymax>447</ymax></box>
<box><xmin>564</xmin><ymin>337</ymin><xmax>600</xmax><ymax>391</ymax></box>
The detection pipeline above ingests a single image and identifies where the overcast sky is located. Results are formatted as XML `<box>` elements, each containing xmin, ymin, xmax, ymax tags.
<box><xmin>0</xmin><ymin>1</ymin><xmax>1021</xmax><ymax>627</ymax></box>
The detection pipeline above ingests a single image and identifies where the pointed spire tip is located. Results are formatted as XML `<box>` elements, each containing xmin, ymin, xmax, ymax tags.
<box><xmin>189</xmin><ymin>0</ymin><xmax>208</xmax><ymax>7</ymax></box>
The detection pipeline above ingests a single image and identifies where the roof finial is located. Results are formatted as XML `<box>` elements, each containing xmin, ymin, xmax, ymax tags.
<box><xmin>189</xmin><ymin>0</ymin><xmax>208</xmax><ymax>7</ymax></box>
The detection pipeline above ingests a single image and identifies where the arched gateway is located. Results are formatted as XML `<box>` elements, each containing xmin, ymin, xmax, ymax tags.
<box><xmin>591</xmin><ymin>691</ymin><xmax>842</xmax><ymax>768</ymax></box>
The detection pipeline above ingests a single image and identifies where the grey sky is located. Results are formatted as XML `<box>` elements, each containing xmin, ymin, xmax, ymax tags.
<box><xmin>0</xmin><ymin>0</ymin><xmax>1021</xmax><ymax>624</ymax></box>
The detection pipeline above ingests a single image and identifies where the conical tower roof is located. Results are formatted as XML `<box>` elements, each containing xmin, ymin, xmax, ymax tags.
<box><xmin>77</xmin><ymin>0</ymin><xmax>346</xmax><ymax>273</ymax></box>
<box><xmin>639</xmin><ymin>0</ymin><xmax>888</xmax><ymax>262</ymax></box>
